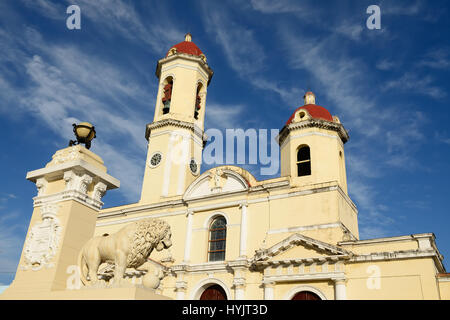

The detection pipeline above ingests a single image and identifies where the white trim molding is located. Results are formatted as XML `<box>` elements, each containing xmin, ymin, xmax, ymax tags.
<box><xmin>190</xmin><ymin>278</ymin><xmax>232</xmax><ymax>300</ymax></box>
<box><xmin>284</xmin><ymin>285</ymin><xmax>328</xmax><ymax>300</ymax></box>
<box><xmin>26</xmin><ymin>159</ymin><xmax>119</xmax><ymax>190</ymax></box>
<box><xmin>183</xmin><ymin>210</ymin><xmax>194</xmax><ymax>263</ymax></box>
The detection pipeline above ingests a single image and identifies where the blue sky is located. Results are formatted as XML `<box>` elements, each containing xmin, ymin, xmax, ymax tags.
<box><xmin>0</xmin><ymin>0</ymin><xmax>449</xmax><ymax>286</ymax></box>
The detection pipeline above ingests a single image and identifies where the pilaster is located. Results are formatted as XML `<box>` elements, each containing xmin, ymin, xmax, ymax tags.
<box><xmin>183</xmin><ymin>209</ymin><xmax>194</xmax><ymax>263</ymax></box>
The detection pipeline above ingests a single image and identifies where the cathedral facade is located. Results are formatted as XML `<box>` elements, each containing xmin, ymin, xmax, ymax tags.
<box><xmin>2</xmin><ymin>34</ymin><xmax>450</xmax><ymax>300</ymax></box>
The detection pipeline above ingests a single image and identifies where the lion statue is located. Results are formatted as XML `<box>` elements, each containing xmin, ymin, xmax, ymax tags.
<box><xmin>79</xmin><ymin>218</ymin><xmax>172</xmax><ymax>285</ymax></box>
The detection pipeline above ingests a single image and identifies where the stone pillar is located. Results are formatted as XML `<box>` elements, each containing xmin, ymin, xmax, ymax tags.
<box><xmin>239</xmin><ymin>203</ymin><xmax>248</xmax><ymax>257</ymax></box>
<box><xmin>234</xmin><ymin>283</ymin><xmax>245</xmax><ymax>300</ymax></box>
<box><xmin>263</xmin><ymin>281</ymin><xmax>275</xmax><ymax>300</ymax></box>
<box><xmin>175</xmin><ymin>281</ymin><xmax>187</xmax><ymax>300</ymax></box>
<box><xmin>2</xmin><ymin>146</ymin><xmax>119</xmax><ymax>298</ymax></box>
<box><xmin>334</xmin><ymin>278</ymin><xmax>347</xmax><ymax>300</ymax></box>
<box><xmin>183</xmin><ymin>210</ymin><xmax>194</xmax><ymax>263</ymax></box>
<box><xmin>232</xmin><ymin>265</ymin><xmax>247</xmax><ymax>300</ymax></box>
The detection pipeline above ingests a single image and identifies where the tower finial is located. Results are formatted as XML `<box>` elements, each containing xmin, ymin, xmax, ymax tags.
<box><xmin>185</xmin><ymin>33</ymin><xmax>192</xmax><ymax>42</ymax></box>
<box><xmin>303</xmin><ymin>91</ymin><xmax>316</xmax><ymax>105</ymax></box>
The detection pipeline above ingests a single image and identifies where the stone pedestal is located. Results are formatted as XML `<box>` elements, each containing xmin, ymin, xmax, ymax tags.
<box><xmin>2</xmin><ymin>286</ymin><xmax>171</xmax><ymax>300</ymax></box>
<box><xmin>1</xmin><ymin>146</ymin><xmax>120</xmax><ymax>298</ymax></box>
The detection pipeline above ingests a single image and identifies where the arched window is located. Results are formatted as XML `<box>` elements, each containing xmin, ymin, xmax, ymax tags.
<box><xmin>194</xmin><ymin>83</ymin><xmax>202</xmax><ymax>119</ymax></box>
<box><xmin>297</xmin><ymin>145</ymin><xmax>311</xmax><ymax>177</ymax></box>
<box><xmin>208</xmin><ymin>216</ymin><xmax>227</xmax><ymax>261</ymax></box>
<box><xmin>162</xmin><ymin>77</ymin><xmax>173</xmax><ymax>114</ymax></box>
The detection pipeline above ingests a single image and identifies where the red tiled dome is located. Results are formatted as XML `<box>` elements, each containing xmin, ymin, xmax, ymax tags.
<box><xmin>286</xmin><ymin>104</ymin><xmax>334</xmax><ymax>125</ymax></box>
<box><xmin>166</xmin><ymin>40</ymin><xmax>203</xmax><ymax>57</ymax></box>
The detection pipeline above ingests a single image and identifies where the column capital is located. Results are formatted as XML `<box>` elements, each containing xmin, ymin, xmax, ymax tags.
<box><xmin>228</xmin><ymin>258</ymin><xmax>250</xmax><ymax>269</ymax></box>
<box><xmin>262</xmin><ymin>280</ymin><xmax>276</xmax><ymax>288</ymax></box>
<box><xmin>186</xmin><ymin>209</ymin><xmax>194</xmax><ymax>217</ymax></box>
<box><xmin>238</xmin><ymin>202</ymin><xmax>248</xmax><ymax>209</ymax></box>
<box><xmin>175</xmin><ymin>281</ymin><xmax>188</xmax><ymax>292</ymax></box>
<box><xmin>27</xmin><ymin>148</ymin><xmax>119</xmax><ymax>210</ymax></box>
<box><xmin>232</xmin><ymin>277</ymin><xmax>246</xmax><ymax>289</ymax></box>
<box><xmin>333</xmin><ymin>277</ymin><xmax>348</xmax><ymax>284</ymax></box>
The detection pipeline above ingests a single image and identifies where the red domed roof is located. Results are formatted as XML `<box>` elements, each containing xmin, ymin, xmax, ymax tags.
<box><xmin>166</xmin><ymin>40</ymin><xmax>203</xmax><ymax>57</ymax></box>
<box><xmin>286</xmin><ymin>104</ymin><xmax>334</xmax><ymax>125</ymax></box>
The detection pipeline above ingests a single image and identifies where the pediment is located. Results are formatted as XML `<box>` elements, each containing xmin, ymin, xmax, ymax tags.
<box><xmin>253</xmin><ymin>234</ymin><xmax>351</xmax><ymax>263</ymax></box>
<box><xmin>183</xmin><ymin>166</ymin><xmax>253</xmax><ymax>201</ymax></box>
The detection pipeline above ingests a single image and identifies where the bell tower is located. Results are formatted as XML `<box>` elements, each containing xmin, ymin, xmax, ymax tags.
<box><xmin>278</xmin><ymin>92</ymin><xmax>350</xmax><ymax>194</ymax></box>
<box><xmin>277</xmin><ymin>92</ymin><xmax>358</xmax><ymax>240</ymax></box>
<box><xmin>140</xmin><ymin>34</ymin><xmax>214</xmax><ymax>204</ymax></box>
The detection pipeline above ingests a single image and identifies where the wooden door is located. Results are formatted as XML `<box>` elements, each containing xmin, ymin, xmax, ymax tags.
<box><xmin>199</xmin><ymin>285</ymin><xmax>227</xmax><ymax>300</ymax></box>
<box><xmin>291</xmin><ymin>291</ymin><xmax>321</xmax><ymax>300</ymax></box>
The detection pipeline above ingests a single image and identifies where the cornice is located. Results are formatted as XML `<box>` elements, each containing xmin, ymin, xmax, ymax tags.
<box><xmin>145</xmin><ymin>118</ymin><xmax>205</xmax><ymax>141</ymax></box>
<box><xmin>155</xmin><ymin>53</ymin><xmax>214</xmax><ymax>85</ymax></box>
<box><xmin>169</xmin><ymin>259</ymin><xmax>252</xmax><ymax>275</ymax></box>
<box><xmin>252</xmin><ymin>255</ymin><xmax>350</xmax><ymax>270</ymax></box>
<box><xmin>33</xmin><ymin>189</ymin><xmax>103</xmax><ymax>211</ymax></box>
<box><xmin>348</xmin><ymin>249</ymin><xmax>445</xmax><ymax>273</ymax></box>
<box><xmin>263</xmin><ymin>272</ymin><xmax>346</xmax><ymax>284</ymax></box>
<box><xmin>277</xmin><ymin>119</ymin><xmax>349</xmax><ymax>146</ymax></box>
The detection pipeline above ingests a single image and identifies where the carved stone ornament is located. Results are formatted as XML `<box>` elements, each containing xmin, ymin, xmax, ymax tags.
<box><xmin>22</xmin><ymin>204</ymin><xmax>62</xmax><ymax>271</ymax></box>
<box><xmin>93</xmin><ymin>181</ymin><xmax>107</xmax><ymax>202</ymax></box>
<box><xmin>35</xmin><ymin>177</ymin><xmax>48</xmax><ymax>197</ymax></box>
<box><xmin>52</xmin><ymin>147</ymin><xmax>81</xmax><ymax>165</ymax></box>
<box><xmin>63</xmin><ymin>170</ymin><xmax>93</xmax><ymax>195</ymax></box>
<box><xmin>79</xmin><ymin>218</ymin><xmax>172</xmax><ymax>286</ymax></box>
<box><xmin>209</xmin><ymin>168</ymin><xmax>227</xmax><ymax>193</ymax></box>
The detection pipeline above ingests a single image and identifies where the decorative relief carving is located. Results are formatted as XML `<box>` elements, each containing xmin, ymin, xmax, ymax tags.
<box><xmin>52</xmin><ymin>147</ymin><xmax>81</xmax><ymax>164</ymax></box>
<box><xmin>79</xmin><ymin>218</ymin><xmax>172</xmax><ymax>286</ymax></box>
<box><xmin>175</xmin><ymin>280</ymin><xmax>188</xmax><ymax>292</ymax></box>
<box><xmin>93</xmin><ymin>181</ymin><xmax>107</xmax><ymax>202</ymax></box>
<box><xmin>63</xmin><ymin>170</ymin><xmax>93</xmax><ymax>195</ymax></box>
<box><xmin>209</xmin><ymin>168</ymin><xmax>227</xmax><ymax>193</ymax></box>
<box><xmin>232</xmin><ymin>277</ymin><xmax>246</xmax><ymax>288</ymax></box>
<box><xmin>35</xmin><ymin>170</ymin><xmax>107</xmax><ymax>210</ymax></box>
<box><xmin>22</xmin><ymin>204</ymin><xmax>61</xmax><ymax>271</ymax></box>
<box><xmin>35</xmin><ymin>177</ymin><xmax>48</xmax><ymax>197</ymax></box>
<box><xmin>79</xmin><ymin>174</ymin><xmax>93</xmax><ymax>194</ymax></box>
<box><xmin>63</xmin><ymin>170</ymin><xmax>75</xmax><ymax>190</ymax></box>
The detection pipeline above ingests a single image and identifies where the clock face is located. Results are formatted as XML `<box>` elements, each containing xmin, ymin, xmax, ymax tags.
<box><xmin>149</xmin><ymin>152</ymin><xmax>162</xmax><ymax>168</ymax></box>
<box><xmin>189</xmin><ymin>159</ymin><xmax>198</xmax><ymax>175</ymax></box>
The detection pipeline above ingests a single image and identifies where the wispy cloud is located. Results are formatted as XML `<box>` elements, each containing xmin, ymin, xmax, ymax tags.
<box><xmin>21</xmin><ymin>0</ymin><xmax>184</xmax><ymax>55</ymax></box>
<box><xmin>434</xmin><ymin>131</ymin><xmax>450</xmax><ymax>146</ymax></box>
<box><xmin>249</xmin><ymin>0</ymin><xmax>315</xmax><ymax>19</ymax></box>
<box><xmin>419</xmin><ymin>48</ymin><xmax>450</xmax><ymax>70</ymax></box>
<box><xmin>380</xmin><ymin>0</ymin><xmax>423</xmax><ymax>16</ymax></box>
<box><xmin>335</xmin><ymin>21</ymin><xmax>364</xmax><ymax>41</ymax></box>
<box><xmin>20</xmin><ymin>0</ymin><xmax>66</xmax><ymax>20</ymax></box>
<box><xmin>0</xmin><ymin>24</ymin><xmax>152</xmax><ymax>202</ymax></box>
<box><xmin>383</xmin><ymin>72</ymin><xmax>446</xmax><ymax>99</ymax></box>
<box><xmin>201</xmin><ymin>6</ymin><xmax>266</xmax><ymax>76</ymax></box>
<box><xmin>206</xmin><ymin>103</ymin><xmax>246</xmax><ymax>130</ymax></box>
<box><xmin>72</xmin><ymin>0</ymin><xmax>184</xmax><ymax>54</ymax></box>
<box><xmin>0</xmin><ymin>208</ymin><xmax>26</xmax><ymax>282</ymax></box>
<box><xmin>376</xmin><ymin>59</ymin><xmax>396</xmax><ymax>71</ymax></box>
<box><xmin>201</xmin><ymin>2</ymin><xmax>301</xmax><ymax>106</ymax></box>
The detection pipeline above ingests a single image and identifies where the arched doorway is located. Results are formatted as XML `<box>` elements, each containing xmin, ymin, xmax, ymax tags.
<box><xmin>199</xmin><ymin>284</ymin><xmax>228</xmax><ymax>300</ymax></box>
<box><xmin>291</xmin><ymin>291</ymin><xmax>322</xmax><ymax>300</ymax></box>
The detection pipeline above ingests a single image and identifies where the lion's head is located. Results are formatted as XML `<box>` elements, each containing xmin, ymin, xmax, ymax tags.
<box><xmin>156</xmin><ymin>228</ymin><xmax>172</xmax><ymax>251</ymax></box>
<box><xmin>127</xmin><ymin>218</ymin><xmax>172</xmax><ymax>268</ymax></box>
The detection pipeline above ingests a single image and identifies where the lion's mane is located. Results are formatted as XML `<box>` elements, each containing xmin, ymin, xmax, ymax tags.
<box><xmin>126</xmin><ymin>219</ymin><xmax>170</xmax><ymax>268</ymax></box>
